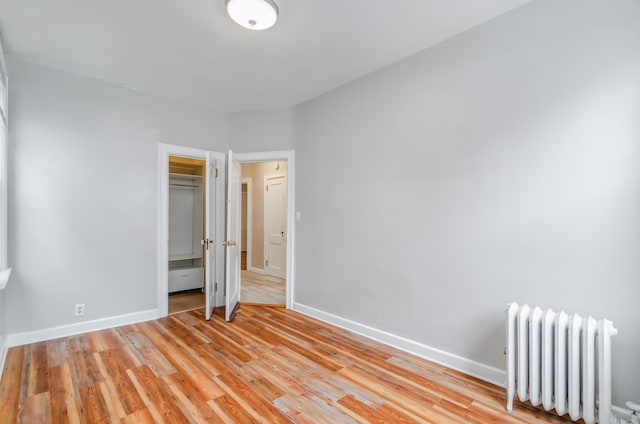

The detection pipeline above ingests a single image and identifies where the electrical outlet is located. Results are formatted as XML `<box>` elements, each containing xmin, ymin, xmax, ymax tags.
<box><xmin>74</xmin><ymin>303</ymin><xmax>85</xmax><ymax>316</ymax></box>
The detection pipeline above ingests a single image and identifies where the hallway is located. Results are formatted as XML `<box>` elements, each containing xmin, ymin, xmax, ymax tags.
<box><xmin>240</xmin><ymin>270</ymin><xmax>285</xmax><ymax>305</ymax></box>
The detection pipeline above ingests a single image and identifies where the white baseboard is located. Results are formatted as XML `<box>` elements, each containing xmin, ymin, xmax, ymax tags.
<box><xmin>291</xmin><ymin>302</ymin><xmax>506</xmax><ymax>388</ymax></box>
<box><xmin>7</xmin><ymin>309</ymin><xmax>160</xmax><ymax>347</ymax></box>
<box><xmin>247</xmin><ymin>266</ymin><xmax>265</xmax><ymax>274</ymax></box>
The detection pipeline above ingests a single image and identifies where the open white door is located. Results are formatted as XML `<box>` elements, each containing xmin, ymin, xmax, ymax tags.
<box><xmin>204</xmin><ymin>152</ymin><xmax>218</xmax><ymax>320</ymax></box>
<box><xmin>224</xmin><ymin>150</ymin><xmax>241</xmax><ymax>321</ymax></box>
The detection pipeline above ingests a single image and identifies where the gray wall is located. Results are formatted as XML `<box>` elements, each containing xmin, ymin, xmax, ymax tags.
<box><xmin>229</xmin><ymin>108</ymin><xmax>296</xmax><ymax>153</ymax></box>
<box><xmin>294</xmin><ymin>0</ymin><xmax>640</xmax><ymax>405</ymax></box>
<box><xmin>6</xmin><ymin>57</ymin><xmax>227</xmax><ymax>334</ymax></box>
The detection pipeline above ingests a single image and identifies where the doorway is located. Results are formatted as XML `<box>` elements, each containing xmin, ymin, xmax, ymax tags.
<box><xmin>167</xmin><ymin>156</ymin><xmax>205</xmax><ymax>314</ymax></box>
<box><xmin>157</xmin><ymin>146</ymin><xmax>295</xmax><ymax>319</ymax></box>
<box><xmin>157</xmin><ymin>144</ymin><xmax>225</xmax><ymax>319</ymax></box>
<box><xmin>239</xmin><ymin>161</ymin><xmax>287</xmax><ymax>306</ymax></box>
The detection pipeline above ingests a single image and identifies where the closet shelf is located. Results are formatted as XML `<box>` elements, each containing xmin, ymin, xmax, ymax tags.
<box><xmin>169</xmin><ymin>253</ymin><xmax>203</xmax><ymax>261</ymax></box>
<box><xmin>169</xmin><ymin>173</ymin><xmax>203</xmax><ymax>180</ymax></box>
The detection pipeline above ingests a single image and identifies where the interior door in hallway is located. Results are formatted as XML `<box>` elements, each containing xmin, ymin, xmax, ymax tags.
<box><xmin>265</xmin><ymin>174</ymin><xmax>286</xmax><ymax>279</ymax></box>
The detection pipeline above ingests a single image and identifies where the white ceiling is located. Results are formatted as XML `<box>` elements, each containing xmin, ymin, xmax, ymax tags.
<box><xmin>0</xmin><ymin>0</ymin><xmax>532</xmax><ymax>112</ymax></box>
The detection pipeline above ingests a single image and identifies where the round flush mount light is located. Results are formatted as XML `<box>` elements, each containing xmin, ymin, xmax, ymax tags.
<box><xmin>226</xmin><ymin>0</ymin><xmax>279</xmax><ymax>31</ymax></box>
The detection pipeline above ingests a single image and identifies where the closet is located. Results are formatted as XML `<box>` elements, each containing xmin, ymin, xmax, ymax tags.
<box><xmin>168</xmin><ymin>156</ymin><xmax>205</xmax><ymax>293</ymax></box>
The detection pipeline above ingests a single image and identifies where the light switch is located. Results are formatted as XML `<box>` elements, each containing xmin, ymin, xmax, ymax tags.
<box><xmin>295</xmin><ymin>212</ymin><xmax>301</xmax><ymax>222</ymax></box>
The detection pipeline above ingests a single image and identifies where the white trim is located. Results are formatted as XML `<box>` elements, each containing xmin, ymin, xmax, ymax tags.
<box><xmin>234</xmin><ymin>150</ymin><xmax>291</xmax><ymax>162</ymax></box>
<box><xmin>241</xmin><ymin>178</ymin><xmax>253</xmax><ymax>271</ymax></box>
<box><xmin>235</xmin><ymin>150</ymin><xmax>295</xmax><ymax>310</ymax></box>
<box><xmin>6</xmin><ymin>309</ymin><xmax>159</xmax><ymax>347</ymax></box>
<box><xmin>247</xmin><ymin>266</ymin><xmax>265</xmax><ymax>274</ymax></box>
<box><xmin>291</xmin><ymin>302</ymin><xmax>506</xmax><ymax>387</ymax></box>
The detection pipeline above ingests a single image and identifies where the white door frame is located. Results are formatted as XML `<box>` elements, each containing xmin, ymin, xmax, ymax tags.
<box><xmin>241</xmin><ymin>178</ymin><xmax>253</xmax><ymax>273</ymax></box>
<box><xmin>235</xmin><ymin>150</ymin><xmax>295</xmax><ymax>309</ymax></box>
<box><xmin>157</xmin><ymin>143</ymin><xmax>226</xmax><ymax>318</ymax></box>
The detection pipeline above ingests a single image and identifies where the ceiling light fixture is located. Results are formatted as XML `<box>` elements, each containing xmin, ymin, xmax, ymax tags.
<box><xmin>226</xmin><ymin>0</ymin><xmax>279</xmax><ymax>31</ymax></box>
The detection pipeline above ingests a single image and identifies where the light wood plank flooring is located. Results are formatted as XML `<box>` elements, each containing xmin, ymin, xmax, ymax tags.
<box><xmin>0</xmin><ymin>305</ymin><xmax>573</xmax><ymax>423</ymax></box>
<box><xmin>169</xmin><ymin>290</ymin><xmax>205</xmax><ymax>315</ymax></box>
<box><xmin>240</xmin><ymin>270</ymin><xmax>285</xmax><ymax>305</ymax></box>
<box><xmin>168</xmin><ymin>269</ymin><xmax>285</xmax><ymax>316</ymax></box>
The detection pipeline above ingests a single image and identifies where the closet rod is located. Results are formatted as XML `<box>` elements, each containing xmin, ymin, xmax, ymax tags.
<box><xmin>169</xmin><ymin>183</ymin><xmax>199</xmax><ymax>188</ymax></box>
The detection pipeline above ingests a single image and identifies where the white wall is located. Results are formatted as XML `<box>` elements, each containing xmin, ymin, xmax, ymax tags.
<box><xmin>294</xmin><ymin>0</ymin><xmax>640</xmax><ymax>405</ymax></box>
<box><xmin>6</xmin><ymin>57</ymin><xmax>227</xmax><ymax>334</ymax></box>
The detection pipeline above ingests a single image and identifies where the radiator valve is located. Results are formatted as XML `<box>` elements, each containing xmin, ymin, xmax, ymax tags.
<box><xmin>627</xmin><ymin>401</ymin><xmax>640</xmax><ymax>424</ymax></box>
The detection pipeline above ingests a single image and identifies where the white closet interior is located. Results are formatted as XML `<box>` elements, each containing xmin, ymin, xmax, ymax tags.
<box><xmin>168</xmin><ymin>156</ymin><xmax>205</xmax><ymax>293</ymax></box>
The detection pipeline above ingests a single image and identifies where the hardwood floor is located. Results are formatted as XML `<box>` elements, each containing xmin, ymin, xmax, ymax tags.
<box><xmin>168</xmin><ymin>269</ymin><xmax>285</xmax><ymax>315</ymax></box>
<box><xmin>169</xmin><ymin>290</ymin><xmax>205</xmax><ymax>315</ymax></box>
<box><xmin>0</xmin><ymin>305</ymin><xmax>572</xmax><ymax>423</ymax></box>
<box><xmin>240</xmin><ymin>270</ymin><xmax>285</xmax><ymax>305</ymax></box>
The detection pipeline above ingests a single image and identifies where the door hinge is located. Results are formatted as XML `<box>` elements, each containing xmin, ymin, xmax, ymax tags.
<box><xmin>215</xmin><ymin>283</ymin><xmax>218</xmax><ymax>292</ymax></box>
<box><xmin>266</xmin><ymin>186</ymin><xmax>268</xmax><ymax>192</ymax></box>
<box><xmin>265</xmin><ymin>260</ymin><xmax>269</xmax><ymax>267</ymax></box>
<box><xmin>214</xmin><ymin>167</ymin><xmax>218</xmax><ymax>178</ymax></box>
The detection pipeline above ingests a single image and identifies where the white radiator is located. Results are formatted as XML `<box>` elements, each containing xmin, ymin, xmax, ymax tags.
<box><xmin>506</xmin><ymin>303</ymin><xmax>618</xmax><ymax>424</ymax></box>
